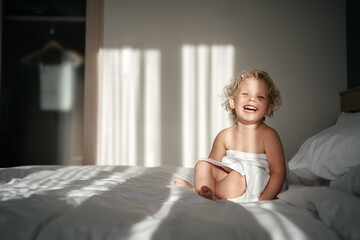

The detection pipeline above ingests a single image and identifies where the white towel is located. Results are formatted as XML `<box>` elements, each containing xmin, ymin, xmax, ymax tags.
<box><xmin>198</xmin><ymin>150</ymin><xmax>270</xmax><ymax>202</ymax></box>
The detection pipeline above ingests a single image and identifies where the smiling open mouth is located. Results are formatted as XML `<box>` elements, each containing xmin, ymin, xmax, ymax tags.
<box><xmin>244</xmin><ymin>105</ymin><xmax>257</xmax><ymax>112</ymax></box>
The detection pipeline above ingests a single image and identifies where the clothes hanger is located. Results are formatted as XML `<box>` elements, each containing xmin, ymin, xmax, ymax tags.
<box><xmin>21</xmin><ymin>22</ymin><xmax>84</xmax><ymax>65</ymax></box>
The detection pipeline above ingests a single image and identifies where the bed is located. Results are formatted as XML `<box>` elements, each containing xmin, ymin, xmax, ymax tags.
<box><xmin>1</xmin><ymin>88</ymin><xmax>360</xmax><ymax>240</ymax></box>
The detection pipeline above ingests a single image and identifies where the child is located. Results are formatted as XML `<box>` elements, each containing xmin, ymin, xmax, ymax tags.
<box><xmin>174</xmin><ymin>69</ymin><xmax>286</xmax><ymax>202</ymax></box>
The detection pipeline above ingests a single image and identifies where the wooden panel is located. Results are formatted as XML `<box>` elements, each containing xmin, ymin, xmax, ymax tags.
<box><xmin>83</xmin><ymin>0</ymin><xmax>103</xmax><ymax>165</ymax></box>
<box><xmin>0</xmin><ymin>0</ymin><xmax>2</xmax><ymax>91</ymax></box>
<box><xmin>339</xmin><ymin>86</ymin><xmax>360</xmax><ymax>112</ymax></box>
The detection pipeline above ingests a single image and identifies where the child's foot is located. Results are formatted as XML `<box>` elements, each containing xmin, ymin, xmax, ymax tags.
<box><xmin>173</xmin><ymin>179</ymin><xmax>218</xmax><ymax>201</ymax></box>
<box><xmin>199</xmin><ymin>186</ymin><xmax>215</xmax><ymax>200</ymax></box>
<box><xmin>173</xmin><ymin>177</ymin><xmax>195</xmax><ymax>191</ymax></box>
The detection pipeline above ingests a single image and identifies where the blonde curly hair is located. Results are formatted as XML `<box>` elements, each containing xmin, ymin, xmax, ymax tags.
<box><xmin>223</xmin><ymin>69</ymin><xmax>282</xmax><ymax>124</ymax></box>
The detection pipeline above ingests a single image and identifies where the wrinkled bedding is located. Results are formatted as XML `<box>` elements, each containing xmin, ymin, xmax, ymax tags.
<box><xmin>0</xmin><ymin>165</ymin><xmax>358</xmax><ymax>240</ymax></box>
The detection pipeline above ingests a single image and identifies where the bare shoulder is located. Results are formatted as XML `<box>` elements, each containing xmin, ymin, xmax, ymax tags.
<box><xmin>261</xmin><ymin>124</ymin><xmax>281</xmax><ymax>141</ymax></box>
<box><xmin>217</xmin><ymin>126</ymin><xmax>238</xmax><ymax>145</ymax></box>
<box><xmin>213</xmin><ymin>126</ymin><xmax>233</xmax><ymax>142</ymax></box>
<box><xmin>261</xmin><ymin>123</ymin><xmax>284</xmax><ymax>159</ymax></box>
<box><xmin>209</xmin><ymin>126</ymin><xmax>234</xmax><ymax>160</ymax></box>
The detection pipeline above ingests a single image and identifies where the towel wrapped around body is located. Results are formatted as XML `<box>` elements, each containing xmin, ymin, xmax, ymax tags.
<box><xmin>198</xmin><ymin>150</ymin><xmax>270</xmax><ymax>202</ymax></box>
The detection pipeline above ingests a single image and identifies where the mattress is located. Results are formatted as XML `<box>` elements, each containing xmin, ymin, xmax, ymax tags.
<box><xmin>1</xmin><ymin>164</ymin><xmax>359</xmax><ymax>240</ymax></box>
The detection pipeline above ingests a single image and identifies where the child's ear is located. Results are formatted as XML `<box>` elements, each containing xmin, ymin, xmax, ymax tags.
<box><xmin>229</xmin><ymin>96</ymin><xmax>235</xmax><ymax>109</ymax></box>
<box><xmin>266</xmin><ymin>104</ymin><xmax>274</xmax><ymax>116</ymax></box>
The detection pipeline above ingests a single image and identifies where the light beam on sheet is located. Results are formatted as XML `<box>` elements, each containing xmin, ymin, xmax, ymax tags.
<box><xmin>251</xmin><ymin>203</ymin><xmax>306</xmax><ymax>240</ymax></box>
<box><xmin>128</xmin><ymin>168</ymin><xmax>182</xmax><ymax>239</ymax></box>
<box><xmin>65</xmin><ymin>166</ymin><xmax>147</xmax><ymax>202</ymax></box>
<box><xmin>182</xmin><ymin>45</ymin><xmax>234</xmax><ymax>167</ymax></box>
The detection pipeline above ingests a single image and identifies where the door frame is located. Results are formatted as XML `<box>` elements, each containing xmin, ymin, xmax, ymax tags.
<box><xmin>84</xmin><ymin>0</ymin><xmax>103</xmax><ymax>165</ymax></box>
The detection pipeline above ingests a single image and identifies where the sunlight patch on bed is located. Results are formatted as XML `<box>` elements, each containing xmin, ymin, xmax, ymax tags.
<box><xmin>249</xmin><ymin>202</ymin><xmax>309</xmax><ymax>240</ymax></box>
<box><xmin>64</xmin><ymin>166</ymin><xmax>147</xmax><ymax>203</ymax></box>
<box><xmin>127</xmin><ymin>168</ymin><xmax>182</xmax><ymax>239</ymax></box>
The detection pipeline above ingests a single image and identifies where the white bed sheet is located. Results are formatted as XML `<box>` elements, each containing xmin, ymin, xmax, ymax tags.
<box><xmin>0</xmin><ymin>165</ymin><xmax>353</xmax><ymax>240</ymax></box>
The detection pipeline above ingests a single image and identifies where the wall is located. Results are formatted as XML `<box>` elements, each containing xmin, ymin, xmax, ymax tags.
<box><xmin>101</xmin><ymin>0</ymin><xmax>346</xmax><ymax>166</ymax></box>
<box><xmin>346</xmin><ymin>0</ymin><xmax>360</xmax><ymax>89</ymax></box>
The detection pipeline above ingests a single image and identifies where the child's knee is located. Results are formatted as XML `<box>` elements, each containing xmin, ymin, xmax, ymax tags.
<box><xmin>195</xmin><ymin>160</ymin><xmax>209</xmax><ymax>170</ymax></box>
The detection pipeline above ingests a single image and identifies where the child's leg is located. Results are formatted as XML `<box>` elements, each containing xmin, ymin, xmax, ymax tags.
<box><xmin>214</xmin><ymin>171</ymin><xmax>246</xmax><ymax>199</ymax></box>
<box><xmin>173</xmin><ymin>177</ymin><xmax>219</xmax><ymax>200</ymax></box>
<box><xmin>194</xmin><ymin>160</ymin><xmax>228</xmax><ymax>200</ymax></box>
<box><xmin>173</xmin><ymin>177</ymin><xmax>194</xmax><ymax>190</ymax></box>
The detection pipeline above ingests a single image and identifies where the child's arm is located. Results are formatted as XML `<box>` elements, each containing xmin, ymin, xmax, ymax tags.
<box><xmin>258</xmin><ymin>128</ymin><xmax>286</xmax><ymax>201</ymax></box>
<box><xmin>207</xmin><ymin>130</ymin><xmax>227</xmax><ymax>161</ymax></box>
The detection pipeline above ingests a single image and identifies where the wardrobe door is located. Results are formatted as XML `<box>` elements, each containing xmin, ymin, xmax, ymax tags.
<box><xmin>0</xmin><ymin>1</ymin><xmax>86</xmax><ymax>167</ymax></box>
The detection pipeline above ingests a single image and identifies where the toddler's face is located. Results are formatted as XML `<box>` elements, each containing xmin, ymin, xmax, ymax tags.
<box><xmin>230</xmin><ymin>77</ymin><xmax>273</xmax><ymax>124</ymax></box>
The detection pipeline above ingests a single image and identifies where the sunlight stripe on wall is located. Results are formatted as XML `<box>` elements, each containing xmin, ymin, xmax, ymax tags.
<box><xmin>120</xmin><ymin>48</ymin><xmax>140</xmax><ymax>166</ymax></box>
<box><xmin>210</xmin><ymin>45</ymin><xmax>234</xmax><ymax>141</ymax></box>
<box><xmin>182</xmin><ymin>45</ymin><xmax>234</xmax><ymax>167</ymax></box>
<box><xmin>144</xmin><ymin>50</ymin><xmax>161</xmax><ymax>167</ymax></box>
<box><xmin>182</xmin><ymin>45</ymin><xmax>196</xmax><ymax>167</ymax></box>
<box><xmin>99</xmin><ymin>49</ymin><xmax>118</xmax><ymax>165</ymax></box>
<box><xmin>196</xmin><ymin>45</ymin><xmax>210</xmax><ymax>159</ymax></box>
<box><xmin>99</xmin><ymin>48</ymin><xmax>141</xmax><ymax>166</ymax></box>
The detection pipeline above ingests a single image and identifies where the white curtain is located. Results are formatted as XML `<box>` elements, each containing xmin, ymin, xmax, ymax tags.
<box><xmin>99</xmin><ymin>48</ymin><xmax>161</xmax><ymax>166</ymax></box>
<box><xmin>99</xmin><ymin>45</ymin><xmax>233</xmax><ymax>167</ymax></box>
<box><xmin>182</xmin><ymin>45</ymin><xmax>234</xmax><ymax>167</ymax></box>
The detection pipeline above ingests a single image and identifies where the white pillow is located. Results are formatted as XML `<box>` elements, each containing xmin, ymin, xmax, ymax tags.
<box><xmin>330</xmin><ymin>164</ymin><xmax>360</xmax><ymax>197</ymax></box>
<box><xmin>289</xmin><ymin>112</ymin><xmax>360</xmax><ymax>181</ymax></box>
<box><xmin>278</xmin><ymin>185</ymin><xmax>360</xmax><ymax>240</ymax></box>
<box><xmin>336</xmin><ymin>111</ymin><xmax>360</xmax><ymax>124</ymax></box>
